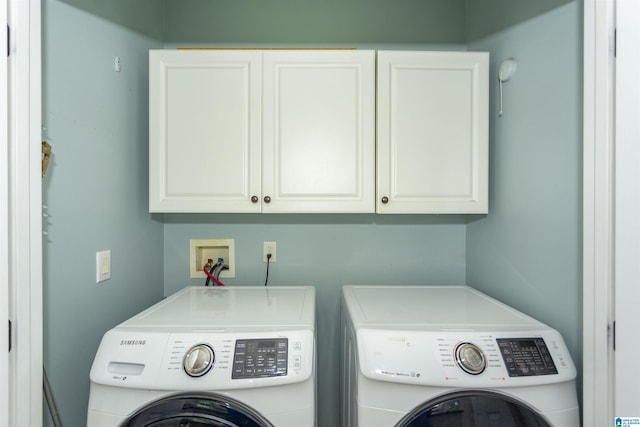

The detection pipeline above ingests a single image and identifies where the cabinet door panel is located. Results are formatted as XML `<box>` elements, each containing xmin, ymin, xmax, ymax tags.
<box><xmin>263</xmin><ymin>51</ymin><xmax>375</xmax><ymax>213</ymax></box>
<box><xmin>149</xmin><ymin>50</ymin><xmax>261</xmax><ymax>212</ymax></box>
<box><xmin>395</xmin><ymin>68</ymin><xmax>473</xmax><ymax>196</ymax></box>
<box><xmin>377</xmin><ymin>51</ymin><xmax>489</xmax><ymax>214</ymax></box>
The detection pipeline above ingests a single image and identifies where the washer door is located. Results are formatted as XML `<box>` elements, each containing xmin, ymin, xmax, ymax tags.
<box><xmin>121</xmin><ymin>393</ymin><xmax>274</xmax><ymax>427</ymax></box>
<box><xmin>395</xmin><ymin>390</ymin><xmax>552</xmax><ymax>427</ymax></box>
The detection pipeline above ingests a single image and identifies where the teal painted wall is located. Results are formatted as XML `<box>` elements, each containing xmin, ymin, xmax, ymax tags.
<box><xmin>42</xmin><ymin>1</ymin><xmax>165</xmax><ymax>426</ymax></box>
<box><xmin>164</xmin><ymin>0</ymin><xmax>466</xmax><ymax>45</ymax></box>
<box><xmin>466</xmin><ymin>0</ymin><xmax>582</xmax><ymax>395</ymax></box>
<box><xmin>58</xmin><ymin>0</ymin><xmax>165</xmax><ymax>39</ymax></box>
<box><xmin>466</xmin><ymin>0</ymin><xmax>574</xmax><ymax>40</ymax></box>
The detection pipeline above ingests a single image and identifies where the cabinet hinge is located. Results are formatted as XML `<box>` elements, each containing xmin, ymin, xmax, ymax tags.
<box><xmin>612</xmin><ymin>320</ymin><xmax>616</xmax><ymax>351</ymax></box>
<box><xmin>6</xmin><ymin>25</ymin><xmax>9</xmax><ymax>57</ymax></box>
<box><xmin>8</xmin><ymin>320</ymin><xmax>11</xmax><ymax>352</ymax></box>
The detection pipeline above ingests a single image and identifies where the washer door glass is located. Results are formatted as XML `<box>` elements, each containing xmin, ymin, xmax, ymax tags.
<box><xmin>122</xmin><ymin>393</ymin><xmax>274</xmax><ymax>427</ymax></box>
<box><xmin>395</xmin><ymin>390</ymin><xmax>553</xmax><ymax>427</ymax></box>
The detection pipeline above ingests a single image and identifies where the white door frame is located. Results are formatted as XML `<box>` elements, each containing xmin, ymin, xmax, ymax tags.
<box><xmin>583</xmin><ymin>0</ymin><xmax>615</xmax><ymax>425</ymax></box>
<box><xmin>8</xmin><ymin>0</ymin><xmax>42</xmax><ymax>425</ymax></box>
<box><xmin>1</xmin><ymin>0</ymin><xmax>10</xmax><ymax>425</ymax></box>
<box><xmin>613</xmin><ymin>0</ymin><xmax>640</xmax><ymax>416</ymax></box>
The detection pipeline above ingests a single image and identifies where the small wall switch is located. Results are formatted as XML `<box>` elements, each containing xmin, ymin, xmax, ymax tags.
<box><xmin>263</xmin><ymin>241</ymin><xmax>277</xmax><ymax>262</ymax></box>
<box><xmin>96</xmin><ymin>250</ymin><xmax>111</xmax><ymax>283</ymax></box>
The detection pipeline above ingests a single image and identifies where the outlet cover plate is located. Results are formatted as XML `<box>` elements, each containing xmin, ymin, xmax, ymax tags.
<box><xmin>96</xmin><ymin>250</ymin><xmax>111</xmax><ymax>283</ymax></box>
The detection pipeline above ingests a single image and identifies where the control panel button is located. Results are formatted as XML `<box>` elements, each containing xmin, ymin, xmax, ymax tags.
<box><xmin>183</xmin><ymin>344</ymin><xmax>215</xmax><ymax>377</ymax></box>
<box><xmin>455</xmin><ymin>342</ymin><xmax>486</xmax><ymax>375</ymax></box>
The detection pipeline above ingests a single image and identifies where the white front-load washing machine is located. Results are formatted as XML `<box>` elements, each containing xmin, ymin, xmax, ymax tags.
<box><xmin>88</xmin><ymin>286</ymin><xmax>316</xmax><ymax>427</ymax></box>
<box><xmin>341</xmin><ymin>285</ymin><xmax>579</xmax><ymax>427</ymax></box>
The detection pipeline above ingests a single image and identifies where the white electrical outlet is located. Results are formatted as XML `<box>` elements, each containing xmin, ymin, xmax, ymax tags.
<box><xmin>96</xmin><ymin>250</ymin><xmax>111</xmax><ymax>283</ymax></box>
<box><xmin>263</xmin><ymin>241</ymin><xmax>277</xmax><ymax>262</ymax></box>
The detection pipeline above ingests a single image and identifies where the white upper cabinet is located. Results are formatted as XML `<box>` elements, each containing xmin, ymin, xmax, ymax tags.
<box><xmin>149</xmin><ymin>49</ymin><xmax>488</xmax><ymax>214</ymax></box>
<box><xmin>149</xmin><ymin>49</ymin><xmax>375</xmax><ymax>213</ymax></box>
<box><xmin>376</xmin><ymin>51</ymin><xmax>489</xmax><ymax>214</ymax></box>
<box><xmin>149</xmin><ymin>50</ymin><xmax>262</xmax><ymax>213</ymax></box>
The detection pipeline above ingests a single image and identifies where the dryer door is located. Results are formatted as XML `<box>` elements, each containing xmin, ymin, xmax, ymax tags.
<box><xmin>122</xmin><ymin>393</ymin><xmax>274</xmax><ymax>427</ymax></box>
<box><xmin>395</xmin><ymin>390</ymin><xmax>552</xmax><ymax>427</ymax></box>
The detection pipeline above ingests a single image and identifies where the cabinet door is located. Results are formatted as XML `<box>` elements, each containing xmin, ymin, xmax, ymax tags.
<box><xmin>377</xmin><ymin>51</ymin><xmax>489</xmax><ymax>214</ymax></box>
<box><xmin>149</xmin><ymin>50</ymin><xmax>262</xmax><ymax>212</ymax></box>
<box><xmin>262</xmin><ymin>50</ymin><xmax>376</xmax><ymax>213</ymax></box>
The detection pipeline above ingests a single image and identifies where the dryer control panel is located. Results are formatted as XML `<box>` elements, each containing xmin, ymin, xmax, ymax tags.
<box><xmin>356</xmin><ymin>328</ymin><xmax>576</xmax><ymax>388</ymax></box>
<box><xmin>496</xmin><ymin>338</ymin><xmax>558</xmax><ymax>377</ymax></box>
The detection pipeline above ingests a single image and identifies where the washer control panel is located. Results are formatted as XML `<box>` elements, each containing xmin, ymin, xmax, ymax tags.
<box><xmin>232</xmin><ymin>338</ymin><xmax>288</xmax><ymax>379</ymax></box>
<box><xmin>90</xmin><ymin>329</ymin><xmax>313</xmax><ymax>390</ymax></box>
<box><xmin>496</xmin><ymin>338</ymin><xmax>558</xmax><ymax>377</ymax></box>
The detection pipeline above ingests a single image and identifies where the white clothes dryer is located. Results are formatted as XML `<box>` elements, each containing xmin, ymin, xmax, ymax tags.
<box><xmin>341</xmin><ymin>285</ymin><xmax>579</xmax><ymax>427</ymax></box>
<box><xmin>88</xmin><ymin>286</ymin><xmax>316</xmax><ymax>427</ymax></box>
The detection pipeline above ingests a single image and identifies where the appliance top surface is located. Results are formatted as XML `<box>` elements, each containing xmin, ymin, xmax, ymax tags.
<box><xmin>343</xmin><ymin>285</ymin><xmax>543</xmax><ymax>329</ymax></box>
<box><xmin>117</xmin><ymin>286</ymin><xmax>315</xmax><ymax>330</ymax></box>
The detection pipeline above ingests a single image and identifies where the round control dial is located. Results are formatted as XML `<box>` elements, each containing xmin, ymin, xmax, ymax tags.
<box><xmin>454</xmin><ymin>342</ymin><xmax>486</xmax><ymax>375</ymax></box>
<box><xmin>183</xmin><ymin>344</ymin><xmax>215</xmax><ymax>377</ymax></box>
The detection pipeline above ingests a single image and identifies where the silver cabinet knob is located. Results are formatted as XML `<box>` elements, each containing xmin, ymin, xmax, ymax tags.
<box><xmin>251</xmin><ymin>196</ymin><xmax>259</xmax><ymax>203</ymax></box>
<box><xmin>264</xmin><ymin>196</ymin><xmax>271</xmax><ymax>203</ymax></box>
<box><xmin>381</xmin><ymin>196</ymin><xmax>389</xmax><ymax>204</ymax></box>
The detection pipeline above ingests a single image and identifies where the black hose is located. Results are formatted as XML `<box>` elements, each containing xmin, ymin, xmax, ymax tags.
<box><xmin>43</xmin><ymin>367</ymin><xmax>63</xmax><ymax>427</ymax></box>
